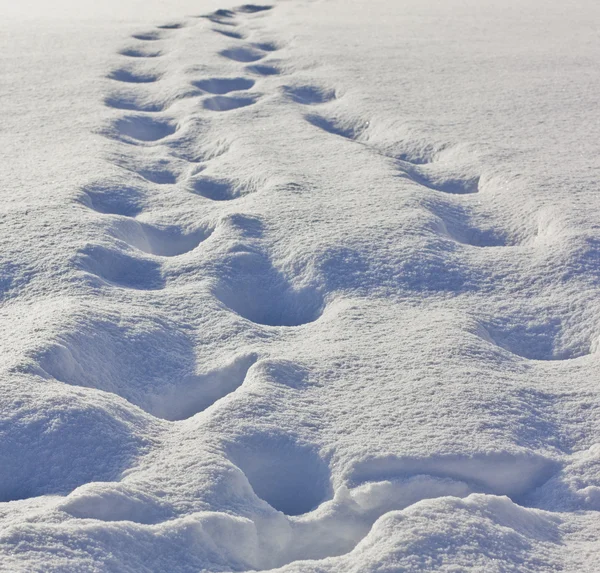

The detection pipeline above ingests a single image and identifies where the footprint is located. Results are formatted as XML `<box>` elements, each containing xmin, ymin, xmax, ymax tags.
<box><xmin>35</xmin><ymin>315</ymin><xmax>245</xmax><ymax>422</ymax></box>
<box><xmin>108</xmin><ymin>69</ymin><xmax>161</xmax><ymax>83</ymax></box>
<box><xmin>283</xmin><ymin>85</ymin><xmax>336</xmax><ymax>105</ymax></box>
<box><xmin>400</xmin><ymin>161</ymin><xmax>480</xmax><ymax>195</ymax></box>
<box><xmin>213</xmin><ymin>28</ymin><xmax>245</xmax><ymax>40</ymax></box>
<box><xmin>131</xmin><ymin>31</ymin><xmax>165</xmax><ymax>41</ymax></box>
<box><xmin>135</xmin><ymin>168</ymin><xmax>177</xmax><ymax>185</ymax></box>
<box><xmin>77</xmin><ymin>245</ymin><xmax>164</xmax><ymax>290</ymax></box>
<box><xmin>119</xmin><ymin>47</ymin><xmax>162</xmax><ymax>58</ymax></box>
<box><xmin>104</xmin><ymin>93</ymin><xmax>166</xmax><ymax>113</ymax></box>
<box><xmin>306</xmin><ymin>112</ymin><xmax>443</xmax><ymax>173</ymax></box>
<box><xmin>428</xmin><ymin>203</ymin><xmax>512</xmax><ymax>248</ymax></box>
<box><xmin>252</xmin><ymin>41</ymin><xmax>278</xmax><ymax>52</ymax></box>
<box><xmin>305</xmin><ymin>113</ymin><xmax>368</xmax><ymax>140</ymax></box>
<box><xmin>226</xmin><ymin>431</ymin><xmax>331</xmax><ymax>515</ymax></box>
<box><xmin>148</xmin><ymin>354</ymin><xmax>258</xmax><ymax>420</ymax></box>
<box><xmin>236</xmin><ymin>4</ymin><xmax>273</xmax><ymax>13</ymax></box>
<box><xmin>214</xmin><ymin>250</ymin><xmax>324</xmax><ymax>326</ymax></box>
<box><xmin>141</xmin><ymin>223</ymin><xmax>213</xmax><ymax>257</ymax></box>
<box><xmin>189</xmin><ymin>176</ymin><xmax>253</xmax><ymax>201</ymax></box>
<box><xmin>203</xmin><ymin>95</ymin><xmax>257</xmax><ymax>112</ymax></box>
<box><xmin>108</xmin><ymin>151</ymin><xmax>182</xmax><ymax>185</ymax></box>
<box><xmin>110</xmin><ymin>115</ymin><xmax>177</xmax><ymax>143</ymax></box>
<box><xmin>169</xmin><ymin>132</ymin><xmax>232</xmax><ymax>163</ymax></box>
<box><xmin>193</xmin><ymin>77</ymin><xmax>255</xmax><ymax>94</ymax></box>
<box><xmin>80</xmin><ymin>183</ymin><xmax>144</xmax><ymax>217</ymax></box>
<box><xmin>477</xmin><ymin>320</ymin><xmax>595</xmax><ymax>361</ymax></box>
<box><xmin>111</xmin><ymin>220</ymin><xmax>214</xmax><ymax>257</ymax></box>
<box><xmin>205</xmin><ymin>9</ymin><xmax>237</xmax><ymax>26</ymax></box>
<box><xmin>38</xmin><ymin>323</ymin><xmax>256</xmax><ymax>422</ymax></box>
<box><xmin>157</xmin><ymin>22</ymin><xmax>185</xmax><ymax>30</ymax></box>
<box><xmin>246</xmin><ymin>64</ymin><xmax>280</xmax><ymax>76</ymax></box>
<box><xmin>220</xmin><ymin>46</ymin><xmax>265</xmax><ymax>63</ymax></box>
<box><xmin>259</xmin><ymin>453</ymin><xmax>558</xmax><ymax>565</ymax></box>
<box><xmin>444</xmin><ymin>224</ymin><xmax>509</xmax><ymax>248</ymax></box>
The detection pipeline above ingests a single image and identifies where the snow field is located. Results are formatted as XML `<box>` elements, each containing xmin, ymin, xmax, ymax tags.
<box><xmin>1</xmin><ymin>0</ymin><xmax>600</xmax><ymax>571</ymax></box>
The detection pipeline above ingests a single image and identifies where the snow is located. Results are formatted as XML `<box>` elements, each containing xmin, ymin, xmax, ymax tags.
<box><xmin>1</xmin><ymin>0</ymin><xmax>600</xmax><ymax>570</ymax></box>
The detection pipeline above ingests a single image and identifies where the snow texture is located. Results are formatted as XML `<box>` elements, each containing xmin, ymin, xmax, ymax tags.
<box><xmin>1</xmin><ymin>0</ymin><xmax>600</xmax><ymax>571</ymax></box>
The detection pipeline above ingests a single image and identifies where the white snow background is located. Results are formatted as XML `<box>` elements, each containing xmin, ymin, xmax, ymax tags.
<box><xmin>1</xmin><ymin>0</ymin><xmax>600</xmax><ymax>570</ymax></box>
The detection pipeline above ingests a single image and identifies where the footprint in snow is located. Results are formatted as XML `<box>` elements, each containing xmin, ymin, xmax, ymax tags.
<box><xmin>220</xmin><ymin>46</ymin><xmax>266</xmax><ymax>63</ymax></box>
<box><xmin>193</xmin><ymin>77</ymin><xmax>255</xmax><ymax>94</ymax></box>
<box><xmin>104</xmin><ymin>92</ymin><xmax>166</xmax><ymax>113</ymax></box>
<box><xmin>134</xmin><ymin>167</ymin><xmax>178</xmax><ymax>185</ymax></box>
<box><xmin>252</xmin><ymin>41</ymin><xmax>279</xmax><ymax>52</ymax></box>
<box><xmin>156</xmin><ymin>22</ymin><xmax>185</xmax><ymax>30</ymax></box>
<box><xmin>119</xmin><ymin>47</ymin><xmax>163</xmax><ymax>58</ymax></box>
<box><xmin>204</xmin><ymin>9</ymin><xmax>237</xmax><ymax>26</ymax></box>
<box><xmin>214</xmin><ymin>250</ymin><xmax>324</xmax><ymax>327</ymax></box>
<box><xmin>81</xmin><ymin>184</ymin><xmax>144</xmax><ymax>217</ymax></box>
<box><xmin>236</xmin><ymin>5</ymin><xmax>273</xmax><ymax>13</ymax></box>
<box><xmin>203</xmin><ymin>95</ymin><xmax>257</xmax><ymax>112</ymax></box>
<box><xmin>305</xmin><ymin>112</ymin><xmax>368</xmax><ymax>140</ymax></box>
<box><xmin>399</xmin><ymin>161</ymin><xmax>481</xmax><ymax>195</ymax></box>
<box><xmin>109</xmin><ymin>219</ymin><xmax>214</xmax><ymax>258</ymax></box>
<box><xmin>283</xmin><ymin>85</ymin><xmax>336</xmax><ymax>105</ymax></box>
<box><xmin>78</xmin><ymin>245</ymin><xmax>165</xmax><ymax>291</ymax></box>
<box><xmin>131</xmin><ymin>31</ymin><xmax>166</xmax><ymax>41</ymax></box>
<box><xmin>109</xmin><ymin>115</ymin><xmax>177</xmax><ymax>144</ymax></box>
<box><xmin>148</xmin><ymin>353</ymin><xmax>259</xmax><ymax>421</ymax></box>
<box><xmin>246</xmin><ymin>64</ymin><xmax>281</xmax><ymax>76</ymax></box>
<box><xmin>107</xmin><ymin>69</ymin><xmax>162</xmax><ymax>84</ymax></box>
<box><xmin>227</xmin><ymin>427</ymin><xmax>331</xmax><ymax>516</ymax></box>
<box><xmin>213</xmin><ymin>28</ymin><xmax>246</xmax><ymax>40</ymax></box>
<box><xmin>189</xmin><ymin>175</ymin><xmax>257</xmax><ymax>201</ymax></box>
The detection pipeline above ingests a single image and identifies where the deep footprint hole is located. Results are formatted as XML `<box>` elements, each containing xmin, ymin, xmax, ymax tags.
<box><xmin>213</xmin><ymin>28</ymin><xmax>245</xmax><ymax>40</ymax></box>
<box><xmin>104</xmin><ymin>94</ymin><xmax>165</xmax><ymax>113</ymax></box>
<box><xmin>157</xmin><ymin>22</ymin><xmax>184</xmax><ymax>30</ymax></box>
<box><xmin>305</xmin><ymin>113</ymin><xmax>367</xmax><ymax>140</ymax></box>
<box><xmin>132</xmin><ymin>31</ymin><xmax>164</xmax><ymax>41</ymax></box>
<box><xmin>148</xmin><ymin>354</ymin><xmax>258</xmax><ymax>421</ymax></box>
<box><xmin>227</xmin><ymin>433</ymin><xmax>331</xmax><ymax>515</ymax></box>
<box><xmin>190</xmin><ymin>176</ymin><xmax>243</xmax><ymax>201</ymax></box>
<box><xmin>220</xmin><ymin>47</ymin><xmax>265</xmax><ymax>63</ymax></box>
<box><xmin>80</xmin><ymin>185</ymin><xmax>144</xmax><ymax>217</ymax></box>
<box><xmin>111</xmin><ymin>115</ymin><xmax>177</xmax><ymax>143</ymax></box>
<box><xmin>193</xmin><ymin>77</ymin><xmax>255</xmax><ymax>95</ymax></box>
<box><xmin>203</xmin><ymin>95</ymin><xmax>257</xmax><ymax>112</ymax></box>
<box><xmin>284</xmin><ymin>85</ymin><xmax>336</xmax><ymax>105</ymax></box>
<box><xmin>236</xmin><ymin>4</ymin><xmax>273</xmax><ymax>13</ymax></box>
<box><xmin>246</xmin><ymin>64</ymin><xmax>280</xmax><ymax>76</ymax></box>
<box><xmin>119</xmin><ymin>47</ymin><xmax>163</xmax><ymax>58</ymax></box>
<box><xmin>252</xmin><ymin>41</ymin><xmax>278</xmax><ymax>52</ymax></box>
<box><xmin>214</xmin><ymin>251</ymin><xmax>324</xmax><ymax>327</ymax></box>
<box><xmin>77</xmin><ymin>245</ymin><xmax>164</xmax><ymax>290</ymax></box>
<box><xmin>108</xmin><ymin>69</ymin><xmax>161</xmax><ymax>84</ymax></box>
<box><xmin>404</xmin><ymin>165</ymin><xmax>480</xmax><ymax>195</ymax></box>
<box><xmin>138</xmin><ymin>223</ymin><xmax>213</xmax><ymax>257</ymax></box>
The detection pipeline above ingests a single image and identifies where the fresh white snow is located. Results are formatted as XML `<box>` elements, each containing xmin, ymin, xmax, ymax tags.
<box><xmin>1</xmin><ymin>0</ymin><xmax>600</xmax><ymax>571</ymax></box>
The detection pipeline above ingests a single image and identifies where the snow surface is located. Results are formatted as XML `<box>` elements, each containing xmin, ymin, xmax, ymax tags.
<box><xmin>1</xmin><ymin>0</ymin><xmax>600</xmax><ymax>570</ymax></box>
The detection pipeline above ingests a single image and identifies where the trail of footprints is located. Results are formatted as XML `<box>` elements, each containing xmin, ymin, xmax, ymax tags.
<box><xmin>304</xmin><ymin>101</ymin><xmax>598</xmax><ymax>360</ymax></box>
<box><xmin>86</xmin><ymin>5</ymin><xmax>278</xmax><ymax>287</ymax></box>
<box><xmin>74</xmin><ymin>3</ymin><xmax>325</xmax><ymax>426</ymax></box>
<box><xmin>26</xmin><ymin>1</ymin><xmax>595</xmax><ymax>570</ymax></box>
<box><xmin>73</xmin><ymin>4</ymin><xmax>294</xmax><ymax>424</ymax></box>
